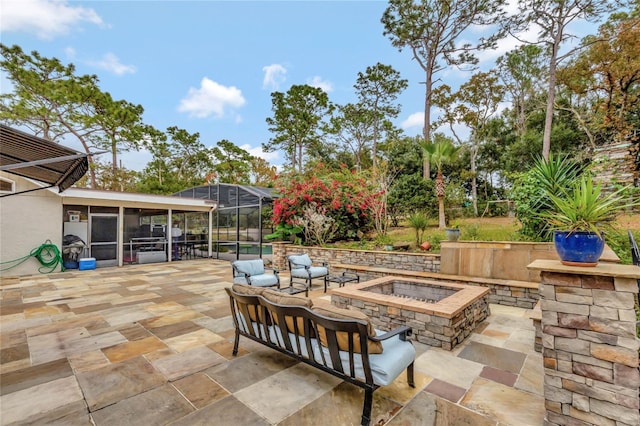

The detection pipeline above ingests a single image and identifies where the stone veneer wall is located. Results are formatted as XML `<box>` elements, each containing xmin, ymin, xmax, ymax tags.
<box><xmin>331</xmin><ymin>266</ymin><xmax>540</xmax><ymax>309</ymax></box>
<box><xmin>528</xmin><ymin>260</ymin><xmax>640</xmax><ymax>426</ymax></box>
<box><xmin>331</xmin><ymin>292</ymin><xmax>490</xmax><ymax>351</ymax></box>
<box><xmin>271</xmin><ymin>242</ymin><xmax>440</xmax><ymax>274</ymax></box>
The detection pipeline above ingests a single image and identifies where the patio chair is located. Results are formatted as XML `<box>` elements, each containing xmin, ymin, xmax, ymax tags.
<box><xmin>287</xmin><ymin>253</ymin><xmax>329</xmax><ymax>291</ymax></box>
<box><xmin>232</xmin><ymin>259</ymin><xmax>280</xmax><ymax>288</ymax></box>
<box><xmin>627</xmin><ymin>230</ymin><xmax>640</xmax><ymax>303</ymax></box>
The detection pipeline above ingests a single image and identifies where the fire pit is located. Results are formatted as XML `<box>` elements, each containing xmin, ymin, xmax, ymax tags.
<box><xmin>331</xmin><ymin>276</ymin><xmax>490</xmax><ymax>350</ymax></box>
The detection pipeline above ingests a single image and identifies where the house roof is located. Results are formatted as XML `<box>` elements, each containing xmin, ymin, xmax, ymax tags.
<box><xmin>60</xmin><ymin>187</ymin><xmax>216</xmax><ymax>211</ymax></box>
<box><xmin>0</xmin><ymin>125</ymin><xmax>89</xmax><ymax>193</ymax></box>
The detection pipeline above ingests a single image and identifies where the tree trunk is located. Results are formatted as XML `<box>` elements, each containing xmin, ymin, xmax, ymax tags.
<box><xmin>298</xmin><ymin>144</ymin><xmax>303</xmax><ymax>173</ymax></box>
<box><xmin>112</xmin><ymin>139</ymin><xmax>118</xmax><ymax>174</ymax></box>
<box><xmin>438</xmin><ymin>196</ymin><xmax>446</xmax><ymax>229</ymax></box>
<box><xmin>542</xmin><ymin>26</ymin><xmax>564</xmax><ymax>160</ymax></box>
<box><xmin>423</xmin><ymin>70</ymin><xmax>432</xmax><ymax>180</ymax></box>
<box><xmin>436</xmin><ymin>170</ymin><xmax>446</xmax><ymax>229</ymax></box>
<box><xmin>87</xmin><ymin>156</ymin><xmax>96</xmax><ymax>189</ymax></box>
<box><xmin>471</xmin><ymin>144</ymin><xmax>478</xmax><ymax>217</ymax></box>
<box><xmin>372</xmin><ymin>119</ymin><xmax>378</xmax><ymax>170</ymax></box>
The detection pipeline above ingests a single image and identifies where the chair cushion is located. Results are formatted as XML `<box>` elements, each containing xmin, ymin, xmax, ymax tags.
<box><xmin>249</xmin><ymin>274</ymin><xmax>279</xmax><ymax>287</ymax></box>
<box><xmin>290</xmin><ymin>266</ymin><xmax>328</xmax><ymax>279</ymax></box>
<box><xmin>233</xmin><ymin>259</ymin><xmax>265</xmax><ymax>276</ymax></box>
<box><xmin>233</xmin><ymin>276</ymin><xmax>250</xmax><ymax>285</ymax></box>
<box><xmin>288</xmin><ymin>254</ymin><xmax>312</xmax><ymax>268</ymax></box>
<box><xmin>312</xmin><ymin>304</ymin><xmax>383</xmax><ymax>354</ymax></box>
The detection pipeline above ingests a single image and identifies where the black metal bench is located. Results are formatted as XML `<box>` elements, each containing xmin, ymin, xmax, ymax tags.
<box><xmin>225</xmin><ymin>285</ymin><xmax>416</xmax><ymax>426</ymax></box>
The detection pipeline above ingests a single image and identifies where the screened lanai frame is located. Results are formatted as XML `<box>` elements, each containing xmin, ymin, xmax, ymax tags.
<box><xmin>173</xmin><ymin>183</ymin><xmax>276</xmax><ymax>261</ymax></box>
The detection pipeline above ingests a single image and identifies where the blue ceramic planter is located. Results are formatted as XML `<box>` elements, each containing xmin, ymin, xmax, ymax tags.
<box><xmin>553</xmin><ymin>230</ymin><xmax>605</xmax><ymax>266</ymax></box>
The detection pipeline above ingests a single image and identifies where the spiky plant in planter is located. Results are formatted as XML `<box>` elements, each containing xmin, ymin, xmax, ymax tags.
<box><xmin>541</xmin><ymin>174</ymin><xmax>637</xmax><ymax>266</ymax></box>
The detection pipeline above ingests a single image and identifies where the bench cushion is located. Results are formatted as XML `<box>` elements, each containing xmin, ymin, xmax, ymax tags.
<box><xmin>262</xmin><ymin>288</ymin><xmax>312</xmax><ymax>333</ymax></box>
<box><xmin>312</xmin><ymin>304</ymin><xmax>383</xmax><ymax>354</ymax></box>
<box><xmin>325</xmin><ymin>329</ymin><xmax>415</xmax><ymax>386</ymax></box>
<box><xmin>231</xmin><ymin>283</ymin><xmax>266</xmax><ymax>295</ymax></box>
<box><xmin>261</xmin><ymin>289</ymin><xmax>312</xmax><ymax>308</ymax></box>
<box><xmin>231</xmin><ymin>284</ymin><xmax>265</xmax><ymax>322</ymax></box>
<box><xmin>269</xmin><ymin>326</ymin><xmax>414</xmax><ymax>386</ymax></box>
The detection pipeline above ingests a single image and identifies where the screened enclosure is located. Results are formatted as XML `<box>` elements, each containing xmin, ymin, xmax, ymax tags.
<box><xmin>173</xmin><ymin>184</ymin><xmax>276</xmax><ymax>261</ymax></box>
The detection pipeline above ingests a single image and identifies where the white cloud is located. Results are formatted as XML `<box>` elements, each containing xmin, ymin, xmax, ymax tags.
<box><xmin>476</xmin><ymin>24</ymin><xmax>541</xmax><ymax>66</ymax></box>
<box><xmin>64</xmin><ymin>46</ymin><xmax>76</xmax><ymax>60</ymax></box>
<box><xmin>87</xmin><ymin>53</ymin><xmax>136</xmax><ymax>76</ymax></box>
<box><xmin>178</xmin><ymin>77</ymin><xmax>246</xmax><ymax>119</ymax></box>
<box><xmin>262</xmin><ymin>64</ymin><xmax>287</xmax><ymax>91</ymax></box>
<box><xmin>401</xmin><ymin>112</ymin><xmax>424</xmax><ymax>130</ymax></box>
<box><xmin>239</xmin><ymin>144</ymin><xmax>279</xmax><ymax>162</ymax></box>
<box><xmin>0</xmin><ymin>0</ymin><xmax>104</xmax><ymax>40</ymax></box>
<box><xmin>306</xmin><ymin>76</ymin><xmax>333</xmax><ymax>93</ymax></box>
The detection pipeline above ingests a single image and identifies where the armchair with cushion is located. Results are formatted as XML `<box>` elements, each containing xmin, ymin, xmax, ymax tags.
<box><xmin>232</xmin><ymin>259</ymin><xmax>280</xmax><ymax>288</ymax></box>
<box><xmin>627</xmin><ymin>230</ymin><xmax>640</xmax><ymax>304</ymax></box>
<box><xmin>287</xmin><ymin>253</ymin><xmax>329</xmax><ymax>291</ymax></box>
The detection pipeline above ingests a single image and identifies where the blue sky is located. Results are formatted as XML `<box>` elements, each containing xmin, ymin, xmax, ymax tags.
<box><xmin>1</xmin><ymin>0</ymin><xmax>602</xmax><ymax>171</ymax></box>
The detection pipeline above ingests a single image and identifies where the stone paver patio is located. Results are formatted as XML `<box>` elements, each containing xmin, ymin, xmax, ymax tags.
<box><xmin>0</xmin><ymin>260</ymin><xmax>545</xmax><ymax>425</ymax></box>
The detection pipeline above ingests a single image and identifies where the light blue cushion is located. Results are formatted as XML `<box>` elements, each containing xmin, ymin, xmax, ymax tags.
<box><xmin>290</xmin><ymin>266</ymin><xmax>328</xmax><ymax>279</ymax></box>
<box><xmin>314</xmin><ymin>329</ymin><xmax>416</xmax><ymax>386</ymax></box>
<box><xmin>269</xmin><ymin>326</ymin><xmax>414</xmax><ymax>386</ymax></box>
<box><xmin>268</xmin><ymin>327</ymin><xmax>312</xmax><ymax>358</ymax></box>
<box><xmin>233</xmin><ymin>259</ymin><xmax>265</xmax><ymax>277</ymax></box>
<box><xmin>235</xmin><ymin>313</ymin><xmax>266</xmax><ymax>338</ymax></box>
<box><xmin>233</xmin><ymin>276</ymin><xmax>250</xmax><ymax>285</ymax></box>
<box><xmin>248</xmin><ymin>274</ymin><xmax>279</xmax><ymax>287</ymax></box>
<box><xmin>289</xmin><ymin>254</ymin><xmax>312</xmax><ymax>268</ymax></box>
<box><xmin>238</xmin><ymin>313</ymin><xmax>414</xmax><ymax>387</ymax></box>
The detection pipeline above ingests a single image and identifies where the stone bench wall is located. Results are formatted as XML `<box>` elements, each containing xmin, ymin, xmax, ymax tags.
<box><xmin>332</xmin><ymin>264</ymin><xmax>539</xmax><ymax>309</ymax></box>
<box><xmin>271</xmin><ymin>242</ymin><xmax>440</xmax><ymax>274</ymax></box>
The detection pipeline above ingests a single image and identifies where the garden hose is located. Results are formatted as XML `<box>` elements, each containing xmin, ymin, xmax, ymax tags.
<box><xmin>0</xmin><ymin>240</ymin><xmax>65</xmax><ymax>273</ymax></box>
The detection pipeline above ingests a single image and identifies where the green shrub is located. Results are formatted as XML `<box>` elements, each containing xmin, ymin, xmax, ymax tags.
<box><xmin>510</xmin><ymin>154</ymin><xmax>582</xmax><ymax>240</ymax></box>
<box><xmin>407</xmin><ymin>211</ymin><xmax>430</xmax><ymax>245</ymax></box>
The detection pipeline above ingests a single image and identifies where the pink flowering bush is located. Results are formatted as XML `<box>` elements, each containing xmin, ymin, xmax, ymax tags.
<box><xmin>272</xmin><ymin>166</ymin><xmax>384</xmax><ymax>243</ymax></box>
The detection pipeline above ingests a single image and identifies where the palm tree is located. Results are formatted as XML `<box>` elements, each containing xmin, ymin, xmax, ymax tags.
<box><xmin>422</xmin><ymin>139</ymin><xmax>460</xmax><ymax>229</ymax></box>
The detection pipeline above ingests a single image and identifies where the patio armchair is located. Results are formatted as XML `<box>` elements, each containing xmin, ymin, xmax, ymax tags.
<box><xmin>287</xmin><ymin>253</ymin><xmax>329</xmax><ymax>291</ymax></box>
<box><xmin>627</xmin><ymin>230</ymin><xmax>640</xmax><ymax>304</ymax></box>
<box><xmin>232</xmin><ymin>259</ymin><xmax>280</xmax><ymax>289</ymax></box>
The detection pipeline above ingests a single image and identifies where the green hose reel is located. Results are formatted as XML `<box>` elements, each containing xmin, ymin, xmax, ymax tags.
<box><xmin>0</xmin><ymin>240</ymin><xmax>65</xmax><ymax>273</ymax></box>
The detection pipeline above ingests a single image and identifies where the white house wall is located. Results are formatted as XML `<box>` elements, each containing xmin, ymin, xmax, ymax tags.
<box><xmin>0</xmin><ymin>173</ymin><xmax>63</xmax><ymax>277</ymax></box>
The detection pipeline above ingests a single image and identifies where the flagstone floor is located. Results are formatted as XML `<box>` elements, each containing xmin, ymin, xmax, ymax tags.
<box><xmin>0</xmin><ymin>260</ymin><xmax>545</xmax><ymax>425</ymax></box>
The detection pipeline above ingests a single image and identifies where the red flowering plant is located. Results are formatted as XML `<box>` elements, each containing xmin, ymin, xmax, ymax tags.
<box><xmin>271</xmin><ymin>166</ymin><xmax>383</xmax><ymax>244</ymax></box>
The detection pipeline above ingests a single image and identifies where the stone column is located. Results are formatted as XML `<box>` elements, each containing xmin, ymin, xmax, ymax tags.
<box><xmin>270</xmin><ymin>242</ymin><xmax>289</xmax><ymax>271</ymax></box>
<box><xmin>528</xmin><ymin>259</ymin><xmax>640</xmax><ymax>426</ymax></box>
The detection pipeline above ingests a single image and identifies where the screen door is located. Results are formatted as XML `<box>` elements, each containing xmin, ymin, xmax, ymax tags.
<box><xmin>89</xmin><ymin>214</ymin><xmax>118</xmax><ymax>267</ymax></box>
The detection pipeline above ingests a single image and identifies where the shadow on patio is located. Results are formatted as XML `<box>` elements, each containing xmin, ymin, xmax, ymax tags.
<box><xmin>0</xmin><ymin>260</ymin><xmax>544</xmax><ymax>425</ymax></box>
